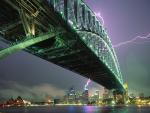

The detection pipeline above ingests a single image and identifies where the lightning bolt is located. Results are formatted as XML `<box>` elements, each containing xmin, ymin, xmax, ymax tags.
<box><xmin>113</xmin><ymin>33</ymin><xmax>150</xmax><ymax>48</ymax></box>
<box><xmin>94</xmin><ymin>11</ymin><xmax>150</xmax><ymax>48</ymax></box>
<box><xmin>84</xmin><ymin>78</ymin><xmax>91</xmax><ymax>90</ymax></box>
<box><xmin>94</xmin><ymin>12</ymin><xmax>104</xmax><ymax>26</ymax></box>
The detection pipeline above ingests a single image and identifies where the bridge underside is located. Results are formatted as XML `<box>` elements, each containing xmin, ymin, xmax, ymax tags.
<box><xmin>46</xmin><ymin>48</ymin><xmax>122</xmax><ymax>89</ymax></box>
<box><xmin>0</xmin><ymin>0</ymin><xmax>124</xmax><ymax>91</ymax></box>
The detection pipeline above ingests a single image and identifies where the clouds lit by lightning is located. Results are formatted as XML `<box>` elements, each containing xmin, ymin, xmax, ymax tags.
<box><xmin>113</xmin><ymin>33</ymin><xmax>150</xmax><ymax>48</ymax></box>
<box><xmin>84</xmin><ymin>78</ymin><xmax>91</xmax><ymax>90</ymax></box>
<box><xmin>94</xmin><ymin>11</ymin><xmax>150</xmax><ymax>48</ymax></box>
<box><xmin>94</xmin><ymin>12</ymin><xmax>104</xmax><ymax>26</ymax></box>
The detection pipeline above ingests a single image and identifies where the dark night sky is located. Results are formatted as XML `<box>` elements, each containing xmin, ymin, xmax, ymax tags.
<box><xmin>0</xmin><ymin>0</ymin><xmax>150</xmax><ymax>101</ymax></box>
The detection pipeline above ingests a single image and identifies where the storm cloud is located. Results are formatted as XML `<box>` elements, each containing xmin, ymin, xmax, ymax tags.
<box><xmin>0</xmin><ymin>80</ymin><xmax>65</xmax><ymax>101</ymax></box>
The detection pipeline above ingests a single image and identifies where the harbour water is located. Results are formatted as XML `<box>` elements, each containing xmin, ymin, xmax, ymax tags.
<box><xmin>0</xmin><ymin>105</ymin><xmax>150</xmax><ymax>113</ymax></box>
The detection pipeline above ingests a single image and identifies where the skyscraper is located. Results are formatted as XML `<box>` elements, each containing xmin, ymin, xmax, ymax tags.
<box><xmin>82</xmin><ymin>89</ymin><xmax>89</xmax><ymax>104</ymax></box>
<box><xmin>67</xmin><ymin>86</ymin><xmax>76</xmax><ymax>104</ymax></box>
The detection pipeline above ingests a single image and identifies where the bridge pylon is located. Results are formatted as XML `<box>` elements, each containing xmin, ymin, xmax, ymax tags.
<box><xmin>113</xmin><ymin>83</ymin><xmax>128</xmax><ymax>104</ymax></box>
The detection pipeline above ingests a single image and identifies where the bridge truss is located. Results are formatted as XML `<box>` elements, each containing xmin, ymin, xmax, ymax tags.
<box><xmin>0</xmin><ymin>0</ymin><xmax>124</xmax><ymax>91</ymax></box>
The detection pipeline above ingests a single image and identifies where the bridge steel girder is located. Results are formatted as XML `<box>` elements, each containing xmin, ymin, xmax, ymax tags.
<box><xmin>0</xmin><ymin>31</ymin><xmax>63</xmax><ymax>59</ymax></box>
<box><xmin>0</xmin><ymin>0</ymin><xmax>125</xmax><ymax>92</ymax></box>
<box><xmin>56</xmin><ymin>55</ymin><xmax>92</xmax><ymax>65</ymax></box>
<box><xmin>77</xmin><ymin>31</ymin><xmax>123</xmax><ymax>84</ymax></box>
<box><xmin>50</xmin><ymin>0</ymin><xmax>124</xmax><ymax>91</ymax></box>
<box><xmin>47</xmin><ymin>49</ymin><xmax>83</xmax><ymax>61</ymax></box>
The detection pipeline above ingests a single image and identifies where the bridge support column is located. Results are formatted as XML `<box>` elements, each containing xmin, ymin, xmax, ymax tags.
<box><xmin>113</xmin><ymin>90</ymin><xmax>128</xmax><ymax>104</ymax></box>
<box><xmin>113</xmin><ymin>90</ymin><xmax>123</xmax><ymax>104</ymax></box>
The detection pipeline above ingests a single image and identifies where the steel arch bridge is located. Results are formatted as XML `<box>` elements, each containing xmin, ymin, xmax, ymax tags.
<box><xmin>0</xmin><ymin>0</ymin><xmax>124</xmax><ymax>92</ymax></box>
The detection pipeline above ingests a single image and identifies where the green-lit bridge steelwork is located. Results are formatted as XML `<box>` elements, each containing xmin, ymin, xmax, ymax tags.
<box><xmin>0</xmin><ymin>0</ymin><xmax>124</xmax><ymax>92</ymax></box>
<box><xmin>0</xmin><ymin>31</ymin><xmax>63</xmax><ymax>59</ymax></box>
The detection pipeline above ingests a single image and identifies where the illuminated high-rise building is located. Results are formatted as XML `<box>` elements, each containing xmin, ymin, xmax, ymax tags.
<box><xmin>67</xmin><ymin>87</ymin><xmax>76</xmax><ymax>104</ymax></box>
<box><xmin>82</xmin><ymin>89</ymin><xmax>89</xmax><ymax>104</ymax></box>
<box><xmin>103</xmin><ymin>88</ymin><xmax>110</xmax><ymax>99</ymax></box>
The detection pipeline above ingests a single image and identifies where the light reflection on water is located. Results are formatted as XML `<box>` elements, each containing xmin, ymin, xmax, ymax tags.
<box><xmin>0</xmin><ymin>105</ymin><xmax>150</xmax><ymax>113</ymax></box>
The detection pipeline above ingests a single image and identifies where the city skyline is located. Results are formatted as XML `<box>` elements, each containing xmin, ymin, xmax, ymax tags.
<box><xmin>0</xmin><ymin>0</ymin><xmax>150</xmax><ymax>101</ymax></box>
